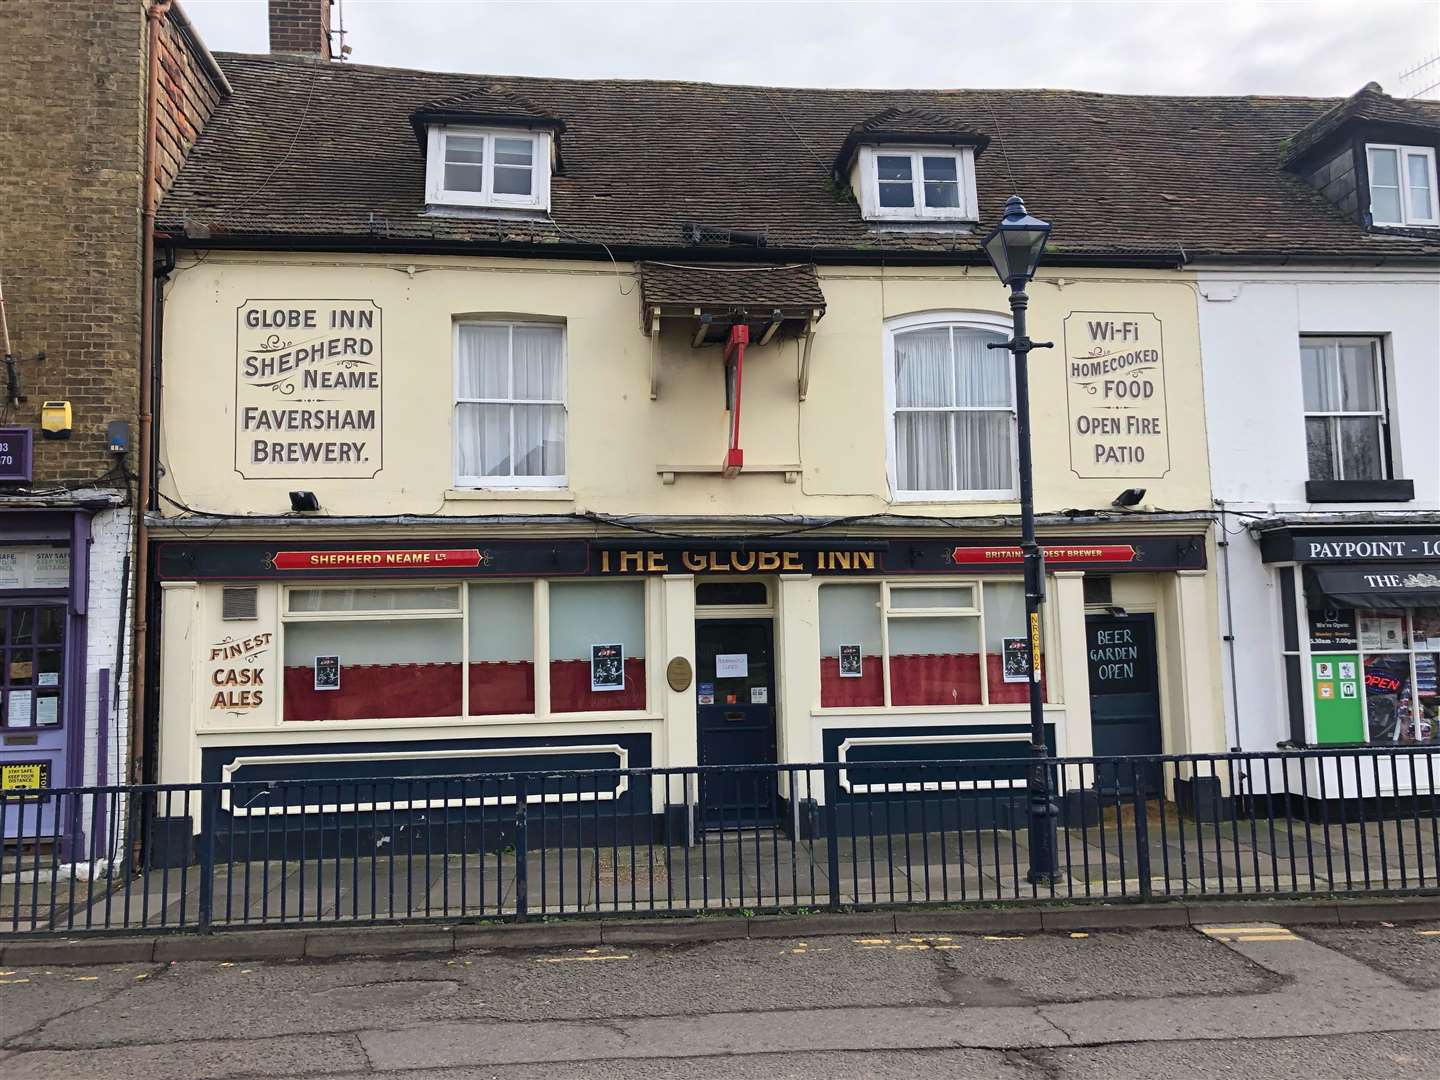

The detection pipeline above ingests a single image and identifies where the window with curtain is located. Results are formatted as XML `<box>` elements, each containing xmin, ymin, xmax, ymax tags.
<box><xmin>455</xmin><ymin>321</ymin><xmax>567</xmax><ymax>487</ymax></box>
<box><xmin>1300</xmin><ymin>336</ymin><xmax>1389</xmax><ymax>482</ymax></box>
<box><xmin>889</xmin><ymin>320</ymin><xmax>1014</xmax><ymax>497</ymax></box>
<box><xmin>818</xmin><ymin>580</ymin><xmax>1046</xmax><ymax>709</ymax></box>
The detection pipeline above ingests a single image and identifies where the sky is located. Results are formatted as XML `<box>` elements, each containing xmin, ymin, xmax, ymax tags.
<box><xmin>181</xmin><ymin>0</ymin><xmax>1440</xmax><ymax>98</ymax></box>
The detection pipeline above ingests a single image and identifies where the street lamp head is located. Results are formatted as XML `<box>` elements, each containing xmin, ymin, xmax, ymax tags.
<box><xmin>982</xmin><ymin>194</ymin><xmax>1052</xmax><ymax>288</ymax></box>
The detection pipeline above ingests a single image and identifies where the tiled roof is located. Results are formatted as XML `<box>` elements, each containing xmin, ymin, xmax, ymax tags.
<box><xmin>834</xmin><ymin>108</ymin><xmax>989</xmax><ymax>173</ymax></box>
<box><xmin>1282</xmin><ymin>81</ymin><xmax>1440</xmax><ymax>166</ymax></box>
<box><xmin>157</xmin><ymin>55</ymin><xmax>1440</xmax><ymax>262</ymax></box>
<box><xmin>638</xmin><ymin>262</ymin><xmax>826</xmax><ymax>312</ymax></box>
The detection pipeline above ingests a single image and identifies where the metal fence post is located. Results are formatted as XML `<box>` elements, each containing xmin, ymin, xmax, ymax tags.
<box><xmin>513</xmin><ymin>775</ymin><xmax>529</xmax><ymax>921</ymax></box>
<box><xmin>822</xmin><ymin>766</ymin><xmax>841</xmax><ymax>911</ymax></box>
<box><xmin>197</xmin><ymin>785</ymin><xmax>219</xmax><ymax>932</ymax></box>
<box><xmin>1131</xmin><ymin>763</ymin><xmax>1152</xmax><ymax>901</ymax></box>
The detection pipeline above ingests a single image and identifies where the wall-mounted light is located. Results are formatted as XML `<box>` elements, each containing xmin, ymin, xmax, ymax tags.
<box><xmin>289</xmin><ymin>490</ymin><xmax>321</xmax><ymax>513</ymax></box>
<box><xmin>1112</xmin><ymin>488</ymin><xmax>1146</xmax><ymax>508</ymax></box>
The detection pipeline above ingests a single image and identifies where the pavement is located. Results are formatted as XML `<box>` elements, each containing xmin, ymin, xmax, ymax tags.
<box><xmin>2</xmin><ymin>916</ymin><xmax>1438</xmax><ymax>1078</ymax></box>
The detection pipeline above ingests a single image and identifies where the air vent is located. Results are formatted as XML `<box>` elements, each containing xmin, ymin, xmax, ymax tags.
<box><xmin>1083</xmin><ymin>575</ymin><xmax>1113</xmax><ymax>607</ymax></box>
<box><xmin>221</xmin><ymin>586</ymin><xmax>259</xmax><ymax>621</ymax></box>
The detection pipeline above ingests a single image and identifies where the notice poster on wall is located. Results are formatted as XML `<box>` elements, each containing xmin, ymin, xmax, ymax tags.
<box><xmin>591</xmin><ymin>643</ymin><xmax>624</xmax><ymax>692</ymax></box>
<box><xmin>314</xmin><ymin>655</ymin><xmax>340</xmax><ymax>691</ymax></box>
<box><xmin>7</xmin><ymin>689</ymin><xmax>33</xmax><ymax>727</ymax></box>
<box><xmin>715</xmin><ymin>653</ymin><xmax>748</xmax><ymax>679</ymax></box>
<box><xmin>1062</xmin><ymin>312</ymin><xmax>1171</xmax><ymax>479</ymax></box>
<box><xmin>0</xmin><ymin>547</ymin><xmax>70</xmax><ymax>591</ymax></box>
<box><xmin>1003</xmin><ymin>637</ymin><xmax>1031</xmax><ymax>683</ymax></box>
<box><xmin>838</xmin><ymin>644</ymin><xmax>863</xmax><ymax>678</ymax></box>
<box><xmin>234</xmin><ymin>300</ymin><xmax>383</xmax><ymax>480</ymax></box>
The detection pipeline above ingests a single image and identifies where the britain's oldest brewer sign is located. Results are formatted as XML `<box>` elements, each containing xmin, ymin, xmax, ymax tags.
<box><xmin>1063</xmin><ymin>312</ymin><xmax>1170</xmax><ymax>479</ymax></box>
<box><xmin>235</xmin><ymin>300</ymin><xmax>382</xmax><ymax>479</ymax></box>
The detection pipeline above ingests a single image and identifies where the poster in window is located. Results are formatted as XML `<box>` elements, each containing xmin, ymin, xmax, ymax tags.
<box><xmin>35</xmin><ymin>695</ymin><xmax>58</xmax><ymax>725</ymax></box>
<box><xmin>715</xmin><ymin>653</ymin><xmax>748</xmax><ymax>679</ymax></box>
<box><xmin>1359</xmin><ymin>614</ymin><xmax>1404</xmax><ymax>651</ymax></box>
<box><xmin>591</xmin><ymin>643</ymin><xmax>624</xmax><ymax>692</ymax></box>
<box><xmin>1412</xmin><ymin>611</ymin><xmax>1440</xmax><ymax>650</ymax></box>
<box><xmin>1308</xmin><ymin>607</ymin><xmax>1357</xmax><ymax>651</ymax></box>
<box><xmin>7</xmin><ymin>689</ymin><xmax>33</xmax><ymax>727</ymax></box>
<box><xmin>314</xmin><ymin>655</ymin><xmax>340</xmax><ymax>691</ymax></box>
<box><xmin>1003</xmin><ymin>637</ymin><xmax>1032</xmax><ymax>683</ymax></box>
<box><xmin>838</xmin><ymin>644</ymin><xmax>863</xmax><ymax>678</ymax></box>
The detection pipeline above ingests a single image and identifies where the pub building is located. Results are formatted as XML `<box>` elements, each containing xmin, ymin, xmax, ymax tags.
<box><xmin>139</xmin><ymin>6</ymin><xmax>1436</xmax><ymax>840</ymax></box>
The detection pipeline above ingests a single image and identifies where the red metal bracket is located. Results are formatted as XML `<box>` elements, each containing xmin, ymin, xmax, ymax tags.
<box><xmin>722</xmin><ymin>324</ymin><xmax>747</xmax><ymax>477</ymax></box>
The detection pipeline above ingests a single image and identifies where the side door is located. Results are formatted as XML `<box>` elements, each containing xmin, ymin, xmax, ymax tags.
<box><xmin>695</xmin><ymin>618</ymin><xmax>777</xmax><ymax>827</ymax></box>
<box><xmin>1086</xmin><ymin>612</ymin><xmax>1163</xmax><ymax>793</ymax></box>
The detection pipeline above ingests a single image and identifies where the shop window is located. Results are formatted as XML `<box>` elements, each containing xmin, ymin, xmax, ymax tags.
<box><xmin>283</xmin><ymin>587</ymin><xmax>463</xmax><ymax>721</ymax></box>
<box><xmin>1300</xmin><ymin>337</ymin><xmax>1390</xmax><ymax>482</ymax></box>
<box><xmin>0</xmin><ymin>605</ymin><xmax>64</xmax><ymax>729</ymax></box>
<box><xmin>819</xmin><ymin>580</ymin><xmax>1045</xmax><ymax>709</ymax></box>
<box><xmin>548</xmin><ymin>581</ymin><xmax>646</xmax><ymax>712</ymax></box>
<box><xmin>468</xmin><ymin>582</ymin><xmax>534</xmax><ymax>715</ymax></box>
<box><xmin>1305</xmin><ymin>602</ymin><xmax>1439</xmax><ymax>746</ymax></box>
<box><xmin>455</xmin><ymin>321</ymin><xmax>566</xmax><ymax>488</ymax></box>
<box><xmin>886</xmin><ymin>316</ymin><xmax>1015</xmax><ymax>500</ymax></box>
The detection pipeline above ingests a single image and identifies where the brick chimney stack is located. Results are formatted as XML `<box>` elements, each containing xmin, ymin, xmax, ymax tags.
<box><xmin>268</xmin><ymin>0</ymin><xmax>333</xmax><ymax>59</ymax></box>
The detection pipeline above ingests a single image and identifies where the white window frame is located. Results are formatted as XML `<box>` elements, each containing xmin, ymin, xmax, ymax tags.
<box><xmin>453</xmin><ymin>319</ymin><xmax>568</xmax><ymax>490</ymax></box>
<box><xmin>1365</xmin><ymin>143</ymin><xmax>1439</xmax><ymax>227</ymax></box>
<box><xmin>858</xmin><ymin>144</ymin><xmax>979</xmax><ymax>222</ymax></box>
<box><xmin>1300</xmin><ymin>335</ymin><xmax>1390</xmax><ymax>482</ymax></box>
<box><xmin>883</xmin><ymin>310</ymin><xmax>1018</xmax><ymax>502</ymax></box>
<box><xmin>425</xmin><ymin>125</ymin><xmax>551</xmax><ymax>210</ymax></box>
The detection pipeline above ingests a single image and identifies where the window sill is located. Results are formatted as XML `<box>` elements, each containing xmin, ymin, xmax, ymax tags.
<box><xmin>197</xmin><ymin>711</ymin><xmax>664</xmax><ymax>735</ymax></box>
<box><xmin>1305</xmin><ymin>479</ymin><xmax>1414</xmax><ymax>503</ymax></box>
<box><xmin>446</xmin><ymin>487</ymin><xmax>575</xmax><ymax>503</ymax></box>
<box><xmin>890</xmin><ymin>492</ymin><xmax>1018</xmax><ymax>505</ymax></box>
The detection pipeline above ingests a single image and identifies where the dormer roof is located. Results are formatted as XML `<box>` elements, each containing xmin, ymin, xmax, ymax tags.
<box><xmin>833</xmin><ymin>108</ymin><xmax>989</xmax><ymax>176</ymax></box>
<box><xmin>1282</xmin><ymin>81</ymin><xmax>1440</xmax><ymax>168</ymax></box>
<box><xmin>409</xmin><ymin>85</ymin><xmax>566</xmax><ymax>153</ymax></box>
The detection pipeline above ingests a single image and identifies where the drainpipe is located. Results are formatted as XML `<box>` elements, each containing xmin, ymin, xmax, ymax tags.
<box><xmin>130</xmin><ymin>0</ymin><xmax>171</xmax><ymax>783</ymax></box>
<box><xmin>1216</xmin><ymin>500</ymin><xmax>1242</xmax><ymax>751</ymax></box>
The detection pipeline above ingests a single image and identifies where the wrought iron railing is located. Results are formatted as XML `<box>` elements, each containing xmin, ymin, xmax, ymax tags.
<box><xmin>3</xmin><ymin>746</ymin><xmax>1438</xmax><ymax>935</ymax></box>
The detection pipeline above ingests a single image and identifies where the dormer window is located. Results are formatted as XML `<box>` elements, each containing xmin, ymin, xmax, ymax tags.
<box><xmin>1366</xmin><ymin>144</ymin><xmax>1437</xmax><ymax>227</ymax></box>
<box><xmin>860</xmin><ymin>145</ymin><xmax>977</xmax><ymax>222</ymax></box>
<box><xmin>425</xmin><ymin>126</ymin><xmax>551</xmax><ymax>210</ymax></box>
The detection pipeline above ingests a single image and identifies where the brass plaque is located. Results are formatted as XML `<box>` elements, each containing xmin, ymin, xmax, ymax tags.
<box><xmin>666</xmin><ymin>656</ymin><xmax>693</xmax><ymax>693</ymax></box>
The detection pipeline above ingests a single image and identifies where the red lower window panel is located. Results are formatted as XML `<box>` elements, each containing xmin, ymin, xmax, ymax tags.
<box><xmin>284</xmin><ymin>663</ymin><xmax>463</xmax><ymax>721</ymax></box>
<box><xmin>820</xmin><ymin>653</ymin><xmax>886</xmax><ymax>707</ymax></box>
<box><xmin>821</xmin><ymin>652</ymin><xmax>1047</xmax><ymax>708</ymax></box>
<box><xmin>468</xmin><ymin>661</ymin><xmax>536</xmax><ymax>715</ymax></box>
<box><xmin>550</xmin><ymin>658</ymin><xmax>647</xmax><ymax>712</ymax></box>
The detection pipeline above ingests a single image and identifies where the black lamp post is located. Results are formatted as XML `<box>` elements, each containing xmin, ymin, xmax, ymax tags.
<box><xmin>983</xmin><ymin>193</ymin><xmax>1059</xmax><ymax>885</ymax></box>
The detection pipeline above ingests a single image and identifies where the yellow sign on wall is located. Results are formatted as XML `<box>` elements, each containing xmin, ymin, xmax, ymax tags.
<box><xmin>1</xmin><ymin>760</ymin><xmax>50</xmax><ymax>797</ymax></box>
<box><xmin>234</xmin><ymin>300</ymin><xmax>383</xmax><ymax>480</ymax></box>
<box><xmin>1063</xmin><ymin>312</ymin><xmax>1171</xmax><ymax>479</ymax></box>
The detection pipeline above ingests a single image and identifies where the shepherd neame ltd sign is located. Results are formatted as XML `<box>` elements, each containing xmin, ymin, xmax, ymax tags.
<box><xmin>234</xmin><ymin>300</ymin><xmax>382</xmax><ymax>479</ymax></box>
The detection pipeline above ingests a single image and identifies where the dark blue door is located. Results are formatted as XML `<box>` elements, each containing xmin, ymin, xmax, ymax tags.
<box><xmin>696</xmin><ymin>619</ymin><xmax>777</xmax><ymax>827</ymax></box>
<box><xmin>1086</xmin><ymin>613</ymin><xmax>1163</xmax><ymax>794</ymax></box>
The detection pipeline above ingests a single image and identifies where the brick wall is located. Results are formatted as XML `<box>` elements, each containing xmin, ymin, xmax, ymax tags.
<box><xmin>0</xmin><ymin>1</ymin><xmax>147</xmax><ymax>486</ymax></box>
<box><xmin>155</xmin><ymin>11</ymin><xmax>227</xmax><ymax>195</ymax></box>
<box><xmin>269</xmin><ymin>0</ymin><xmax>333</xmax><ymax>59</ymax></box>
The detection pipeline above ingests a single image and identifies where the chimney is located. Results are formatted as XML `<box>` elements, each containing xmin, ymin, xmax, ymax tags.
<box><xmin>268</xmin><ymin>0</ymin><xmax>333</xmax><ymax>59</ymax></box>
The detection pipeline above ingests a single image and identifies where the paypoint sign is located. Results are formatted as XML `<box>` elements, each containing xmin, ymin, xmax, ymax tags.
<box><xmin>1063</xmin><ymin>312</ymin><xmax>1171</xmax><ymax>479</ymax></box>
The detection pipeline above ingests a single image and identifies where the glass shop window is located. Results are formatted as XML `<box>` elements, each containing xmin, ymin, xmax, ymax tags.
<box><xmin>468</xmin><ymin>582</ymin><xmax>535</xmax><ymax>716</ymax></box>
<box><xmin>1306</xmin><ymin>604</ymin><xmax>1439</xmax><ymax>746</ymax></box>
<box><xmin>818</xmin><ymin>580</ymin><xmax>1045</xmax><ymax>709</ymax></box>
<box><xmin>548</xmin><ymin>581</ymin><xmax>646</xmax><ymax>712</ymax></box>
<box><xmin>1</xmin><ymin>605</ymin><xmax>65</xmax><ymax>729</ymax></box>
<box><xmin>282</xmin><ymin>587</ymin><xmax>463</xmax><ymax>721</ymax></box>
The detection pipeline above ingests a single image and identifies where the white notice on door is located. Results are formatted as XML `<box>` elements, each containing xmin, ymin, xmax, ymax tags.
<box><xmin>7</xmin><ymin>689</ymin><xmax>33</xmax><ymax>727</ymax></box>
<box><xmin>715</xmin><ymin>653</ymin><xmax>748</xmax><ymax>679</ymax></box>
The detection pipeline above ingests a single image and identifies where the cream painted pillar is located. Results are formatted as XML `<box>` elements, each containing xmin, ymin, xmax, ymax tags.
<box><xmin>158</xmin><ymin>581</ymin><xmax>199</xmax><ymax>785</ymax></box>
<box><xmin>1170</xmin><ymin>569</ymin><xmax>1226</xmax><ymax>756</ymax></box>
<box><xmin>1051</xmin><ymin>572</ymin><xmax>1091</xmax><ymax>759</ymax></box>
<box><xmin>661</xmin><ymin>575</ymin><xmax>697</xmax><ymax>770</ymax></box>
<box><xmin>776</xmin><ymin>574</ymin><xmax>820</xmax><ymax>765</ymax></box>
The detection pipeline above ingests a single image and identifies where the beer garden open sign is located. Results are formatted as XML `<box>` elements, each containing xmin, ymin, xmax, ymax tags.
<box><xmin>235</xmin><ymin>300</ymin><xmax>383</xmax><ymax>480</ymax></box>
<box><xmin>1063</xmin><ymin>312</ymin><xmax>1171</xmax><ymax>479</ymax></box>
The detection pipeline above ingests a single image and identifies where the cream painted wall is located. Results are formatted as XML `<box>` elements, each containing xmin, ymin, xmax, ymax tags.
<box><xmin>158</xmin><ymin>255</ymin><xmax>1211</xmax><ymax>519</ymax></box>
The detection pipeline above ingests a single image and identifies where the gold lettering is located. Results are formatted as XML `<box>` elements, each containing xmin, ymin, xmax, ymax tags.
<box><xmin>601</xmin><ymin>550</ymin><xmax>611</xmax><ymax>573</ymax></box>
<box><xmin>833</xmin><ymin>551</ymin><xmax>852</xmax><ymax>571</ymax></box>
<box><xmin>682</xmin><ymin>551</ymin><xmax>707</xmax><ymax>572</ymax></box>
<box><xmin>855</xmin><ymin>551</ymin><xmax>877</xmax><ymax>571</ymax></box>
<box><xmin>619</xmin><ymin>551</ymin><xmax>645</xmax><ymax>573</ymax></box>
<box><xmin>758</xmin><ymin>552</ymin><xmax>781</xmax><ymax>571</ymax></box>
<box><xmin>646</xmin><ymin>551</ymin><xmax>669</xmax><ymax>573</ymax></box>
<box><xmin>732</xmin><ymin>550</ymin><xmax>756</xmax><ymax>572</ymax></box>
<box><xmin>782</xmin><ymin>552</ymin><xmax>803</xmax><ymax>572</ymax></box>
<box><xmin>707</xmin><ymin>552</ymin><xmax>729</xmax><ymax>572</ymax></box>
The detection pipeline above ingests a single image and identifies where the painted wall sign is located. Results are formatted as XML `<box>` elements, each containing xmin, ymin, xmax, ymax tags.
<box><xmin>1063</xmin><ymin>312</ymin><xmax>1170</xmax><ymax>478</ymax></box>
<box><xmin>208</xmin><ymin>632</ymin><xmax>272</xmax><ymax>713</ymax></box>
<box><xmin>0</xmin><ymin>427</ymin><xmax>33</xmax><ymax>483</ymax></box>
<box><xmin>158</xmin><ymin>535</ymin><xmax>1208</xmax><ymax>581</ymax></box>
<box><xmin>235</xmin><ymin>300</ymin><xmax>382</xmax><ymax>479</ymax></box>
<box><xmin>0</xmin><ymin>547</ymin><xmax>70</xmax><ymax>591</ymax></box>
